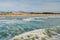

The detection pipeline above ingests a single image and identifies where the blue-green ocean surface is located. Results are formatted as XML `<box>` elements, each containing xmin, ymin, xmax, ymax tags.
<box><xmin>0</xmin><ymin>16</ymin><xmax>60</xmax><ymax>40</ymax></box>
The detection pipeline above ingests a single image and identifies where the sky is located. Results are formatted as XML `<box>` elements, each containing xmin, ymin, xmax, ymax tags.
<box><xmin>0</xmin><ymin>0</ymin><xmax>60</xmax><ymax>12</ymax></box>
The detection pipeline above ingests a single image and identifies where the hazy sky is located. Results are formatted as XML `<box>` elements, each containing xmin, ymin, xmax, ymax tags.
<box><xmin>0</xmin><ymin>0</ymin><xmax>60</xmax><ymax>12</ymax></box>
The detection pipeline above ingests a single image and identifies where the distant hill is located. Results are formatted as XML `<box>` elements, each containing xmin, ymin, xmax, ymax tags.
<box><xmin>30</xmin><ymin>12</ymin><xmax>60</xmax><ymax>14</ymax></box>
<box><xmin>0</xmin><ymin>11</ymin><xmax>60</xmax><ymax>14</ymax></box>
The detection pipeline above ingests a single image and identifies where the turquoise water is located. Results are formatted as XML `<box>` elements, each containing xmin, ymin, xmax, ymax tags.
<box><xmin>0</xmin><ymin>16</ymin><xmax>60</xmax><ymax>40</ymax></box>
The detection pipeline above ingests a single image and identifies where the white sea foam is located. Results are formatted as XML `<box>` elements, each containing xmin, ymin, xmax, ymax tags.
<box><xmin>0</xmin><ymin>16</ymin><xmax>60</xmax><ymax>40</ymax></box>
<box><xmin>12</xmin><ymin>28</ymin><xmax>60</xmax><ymax>40</ymax></box>
<box><xmin>34</xmin><ymin>17</ymin><xmax>49</xmax><ymax>19</ymax></box>
<box><xmin>0</xmin><ymin>20</ymin><xmax>23</xmax><ymax>24</ymax></box>
<box><xmin>22</xmin><ymin>18</ymin><xmax>33</xmax><ymax>21</ymax></box>
<box><xmin>0</xmin><ymin>16</ymin><xmax>59</xmax><ymax>24</ymax></box>
<box><xmin>22</xmin><ymin>17</ymin><xmax>45</xmax><ymax>22</ymax></box>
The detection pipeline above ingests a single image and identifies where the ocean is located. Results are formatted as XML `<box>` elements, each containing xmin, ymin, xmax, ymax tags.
<box><xmin>0</xmin><ymin>16</ymin><xmax>60</xmax><ymax>40</ymax></box>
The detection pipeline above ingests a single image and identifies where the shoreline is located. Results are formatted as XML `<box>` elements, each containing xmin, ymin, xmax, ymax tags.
<box><xmin>0</xmin><ymin>13</ymin><xmax>60</xmax><ymax>16</ymax></box>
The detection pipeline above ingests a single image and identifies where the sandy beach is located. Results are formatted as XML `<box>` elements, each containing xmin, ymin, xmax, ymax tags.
<box><xmin>0</xmin><ymin>13</ymin><xmax>60</xmax><ymax>16</ymax></box>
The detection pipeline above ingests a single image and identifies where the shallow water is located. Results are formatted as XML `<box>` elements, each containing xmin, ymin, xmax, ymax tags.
<box><xmin>0</xmin><ymin>16</ymin><xmax>60</xmax><ymax>40</ymax></box>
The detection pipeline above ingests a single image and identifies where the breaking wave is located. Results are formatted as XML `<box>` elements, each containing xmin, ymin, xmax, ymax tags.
<box><xmin>12</xmin><ymin>27</ymin><xmax>60</xmax><ymax>40</ymax></box>
<box><xmin>0</xmin><ymin>16</ymin><xmax>60</xmax><ymax>40</ymax></box>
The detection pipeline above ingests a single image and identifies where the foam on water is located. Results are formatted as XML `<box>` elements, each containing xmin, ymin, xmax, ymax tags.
<box><xmin>0</xmin><ymin>16</ymin><xmax>60</xmax><ymax>40</ymax></box>
<box><xmin>12</xmin><ymin>27</ymin><xmax>60</xmax><ymax>40</ymax></box>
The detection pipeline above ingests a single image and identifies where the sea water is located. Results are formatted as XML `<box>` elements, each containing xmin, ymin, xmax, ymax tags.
<box><xmin>0</xmin><ymin>16</ymin><xmax>60</xmax><ymax>40</ymax></box>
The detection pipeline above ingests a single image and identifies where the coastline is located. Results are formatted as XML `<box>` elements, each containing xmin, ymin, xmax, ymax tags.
<box><xmin>0</xmin><ymin>13</ymin><xmax>60</xmax><ymax>16</ymax></box>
